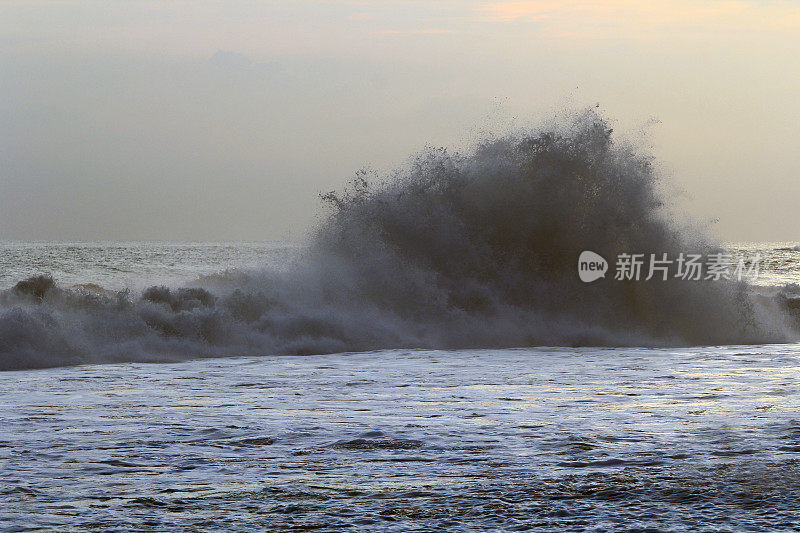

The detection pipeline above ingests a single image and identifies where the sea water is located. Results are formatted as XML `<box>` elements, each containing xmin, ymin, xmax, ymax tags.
<box><xmin>2</xmin><ymin>241</ymin><xmax>800</xmax><ymax>530</ymax></box>
<box><xmin>3</xmin><ymin>344</ymin><xmax>800</xmax><ymax>530</ymax></box>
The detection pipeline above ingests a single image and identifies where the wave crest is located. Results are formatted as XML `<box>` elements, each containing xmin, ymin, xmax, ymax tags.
<box><xmin>2</xmin><ymin>111</ymin><xmax>798</xmax><ymax>370</ymax></box>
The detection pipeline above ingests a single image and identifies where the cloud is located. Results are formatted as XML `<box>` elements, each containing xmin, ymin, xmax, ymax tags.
<box><xmin>478</xmin><ymin>0</ymin><xmax>800</xmax><ymax>36</ymax></box>
<box><xmin>349</xmin><ymin>12</ymin><xmax>376</xmax><ymax>21</ymax></box>
<box><xmin>479</xmin><ymin>1</ymin><xmax>558</xmax><ymax>22</ymax></box>
<box><xmin>208</xmin><ymin>50</ymin><xmax>253</xmax><ymax>72</ymax></box>
<box><xmin>376</xmin><ymin>28</ymin><xmax>457</xmax><ymax>36</ymax></box>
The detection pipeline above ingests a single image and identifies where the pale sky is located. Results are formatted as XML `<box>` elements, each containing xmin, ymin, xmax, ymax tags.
<box><xmin>2</xmin><ymin>0</ymin><xmax>800</xmax><ymax>241</ymax></box>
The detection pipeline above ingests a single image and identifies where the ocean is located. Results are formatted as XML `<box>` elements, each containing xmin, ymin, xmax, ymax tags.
<box><xmin>2</xmin><ymin>241</ymin><xmax>800</xmax><ymax>531</ymax></box>
<box><xmin>4</xmin><ymin>120</ymin><xmax>800</xmax><ymax>530</ymax></box>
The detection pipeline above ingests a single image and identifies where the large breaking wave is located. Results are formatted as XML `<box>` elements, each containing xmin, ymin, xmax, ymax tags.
<box><xmin>3</xmin><ymin>111</ymin><xmax>799</xmax><ymax>370</ymax></box>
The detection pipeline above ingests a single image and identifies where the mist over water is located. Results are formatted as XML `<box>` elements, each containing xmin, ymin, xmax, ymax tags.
<box><xmin>2</xmin><ymin>111</ymin><xmax>800</xmax><ymax>370</ymax></box>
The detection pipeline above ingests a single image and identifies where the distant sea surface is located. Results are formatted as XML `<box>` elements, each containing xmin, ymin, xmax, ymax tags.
<box><xmin>1</xmin><ymin>241</ymin><xmax>797</xmax><ymax>291</ymax></box>
<box><xmin>0</xmin><ymin>241</ymin><xmax>301</xmax><ymax>291</ymax></box>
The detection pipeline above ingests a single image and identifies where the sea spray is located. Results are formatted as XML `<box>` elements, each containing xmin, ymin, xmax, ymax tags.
<box><xmin>1</xmin><ymin>110</ymin><xmax>797</xmax><ymax>370</ymax></box>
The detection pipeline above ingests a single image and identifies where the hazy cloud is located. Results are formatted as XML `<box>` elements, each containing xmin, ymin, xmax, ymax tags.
<box><xmin>478</xmin><ymin>0</ymin><xmax>800</xmax><ymax>36</ymax></box>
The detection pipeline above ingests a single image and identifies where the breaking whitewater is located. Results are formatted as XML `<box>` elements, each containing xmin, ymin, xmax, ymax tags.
<box><xmin>3</xmin><ymin>111</ymin><xmax>800</xmax><ymax>370</ymax></box>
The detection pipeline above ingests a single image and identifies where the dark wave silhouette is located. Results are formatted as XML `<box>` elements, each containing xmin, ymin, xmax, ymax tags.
<box><xmin>2</xmin><ymin>110</ymin><xmax>798</xmax><ymax>370</ymax></box>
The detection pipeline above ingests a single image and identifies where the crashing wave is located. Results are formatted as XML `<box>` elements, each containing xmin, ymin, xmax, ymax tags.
<box><xmin>2</xmin><ymin>110</ymin><xmax>798</xmax><ymax>370</ymax></box>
